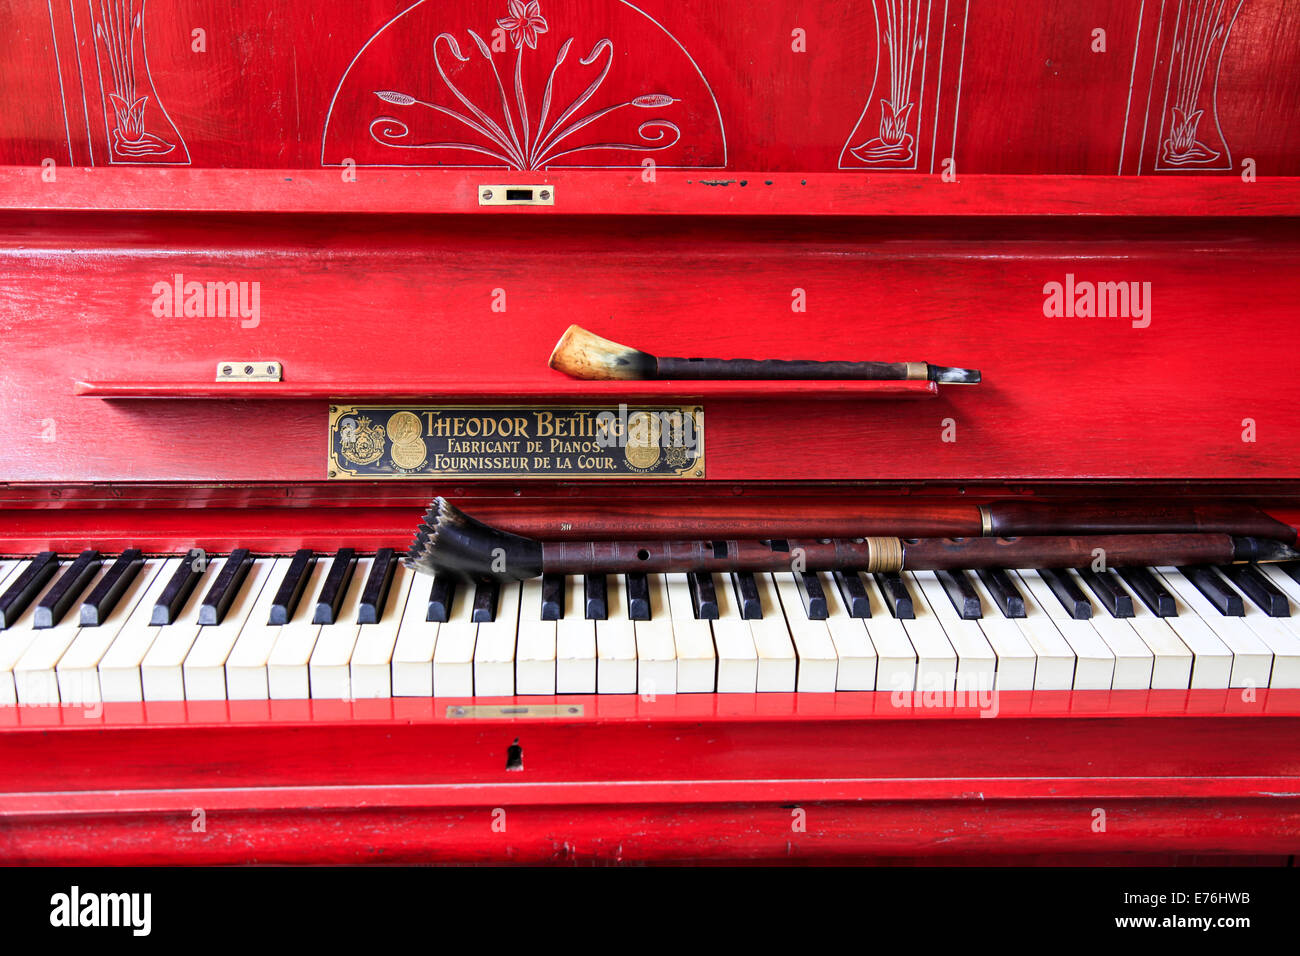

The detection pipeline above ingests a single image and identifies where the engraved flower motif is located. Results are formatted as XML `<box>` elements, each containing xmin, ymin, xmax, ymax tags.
<box><xmin>497</xmin><ymin>0</ymin><xmax>548</xmax><ymax>50</ymax></box>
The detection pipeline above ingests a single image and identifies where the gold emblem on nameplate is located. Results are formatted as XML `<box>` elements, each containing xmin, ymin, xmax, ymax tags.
<box><xmin>338</xmin><ymin>415</ymin><xmax>386</xmax><ymax>465</ymax></box>
<box><xmin>623</xmin><ymin>411</ymin><xmax>662</xmax><ymax>470</ymax></box>
<box><xmin>386</xmin><ymin>411</ymin><xmax>428</xmax><ymax>469</ymax></box>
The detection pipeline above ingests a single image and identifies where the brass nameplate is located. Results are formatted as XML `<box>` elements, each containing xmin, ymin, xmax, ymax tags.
<box><xmin>446</xmin><ymin>704</ymin><xmax>584</xmax><ymax>719</ymax></box>
<box><xmin>327</xmin><ymin>404</ymin><xmax>704</xmax><ymax>480</ymax></box>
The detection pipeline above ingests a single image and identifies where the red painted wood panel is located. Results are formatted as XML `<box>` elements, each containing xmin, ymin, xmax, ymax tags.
<box><xmin>1</xmin><ymin>1</ymin><xmax>1297</xmax><ymax>175</ymax></box>
<box><xmin>1</xmin><ymin>197</ymin><xmax>1297</xmax><ymax>483</ymax></box>
<box><xmin>2</xmin><ymin>692</ymin><xmax>1298</xmax><ymax>863</ymax></box>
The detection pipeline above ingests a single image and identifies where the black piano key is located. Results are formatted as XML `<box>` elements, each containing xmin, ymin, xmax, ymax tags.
<box><xmin>1219</xmin><ymin>564</ymin><xmax>1290</xmax><ymax>617</ymax></box>
<box><xmin>35</xmin><ymin>549</ymin><xmax>101</xmax><ymax>629</ymax></box>
<box><xmin>152</xmin><ymin>553</ymin><xmax>204</xmax><ymax>625</ymax></box>
<box><xmin>731</xmin><ymin>571</ymin><xmax>763</xmax><ymax>620</ymax></box>
<box><xmin>472</xmin><ymin>578</ymin><xmax>500</xmax><ymax>623</ymax></box>
<box><xmin>1178</xmin><ymin>565</ymin><xmax>1244</xmax><ymax>617</ymax></box>
<box><xmin>269</xmin><ymin>549</ymin><xmax>314</xmax><ymax>625</ymax></box>
<box><xmin>1116</xmin><ymin>566</ymin><xmax>1177</xmax><ymax>617</ymax></box>
<box><xmin>687</xmin><ymin>571</ymin><xmax>718</xmax><ymax>620</ymax></box>
<box><xmin>79</xmin><ymin>549</ymin><xmax>143</xmax><ymax>626</ymax></box>
<box><xmin>1040</xmin><ymin>568</ymin><xmax>1092</xmax><ymax>620</ymax></box>
<box><xmin>1281</xmin><ymin>562</ymin><xmax>1300</xmax><ymax>588</ymax></box>
<box><xmin>1077</xmin><ymin>567</ymin><xmax>1134</xmax><ymax>618</ymax></box>
<box><xmin>584</xmin><ymin>574</ymin><xmax>608</xmax><ymax>620</ymax></box>
<box><xmin>795</xmin><ymin>572</ymin><xmax>828</xmax><ymax>620</ymax></box>
<box><xmin>833</xmin><ymin>570</ymin><xmax>871</xmax><ymax>618</ymax></box>
<box><xmin>358</xmin><ymin>549</ymin><xmax>397</xmax><ymax>624</ymax></box>
<box><xmin>976</xmin><ymin>568</ymin><xmax>1025</xmax><ymax>618</ymax></box>
<box><xmin>873</xmin><ymin>572</ymin><xmax>914</xmax><ymax>620</ymax></box>
<box><xmin>540</xmin><ymin>573</ymin><xmax>565</xmax><ymax>621</ymax></box>
<box><xmin>313</xmin><ymin>548</ymin><xmax>356</xmax><ymax>624</ymax></box>
<box><xmin>198</xmin><ymin>549</ymin><xmax>252</xmax><ymax>625</ymax></box>
<box><xmin>625</xmin><ymin>573</ymin><xmax>651</xmax><ymax>621</ymax></box>
<box><xmin>936</xmin><ymin>569</ymin><xmax>981</xmax><ymax>619</ymax></box>
<box><xmin>426</xmin><ymin>573</ymin><xmax>456</xmax><ymax>623</ymax></box>
<box><xmin>0</xmin><ymin>551</ymin><xmax>58</xmax><ymax>629</ymax></box>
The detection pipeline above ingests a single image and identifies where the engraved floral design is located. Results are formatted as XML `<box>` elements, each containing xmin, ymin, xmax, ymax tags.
<box><xmin>497</xmin><ymin>0</ymin><xmax>549</xmax><ymax>50</ymax></box>
<box><xmin>369</xmin><ymin>1</ymin><xmax>683</xmax><ymax>169</ymax></box>
<box><xmin>1161</xmin><ymin>0</ymin><xmax>1234</xmax><ymax>166</ymax></box>
<box><xmin>849</xmin><ymin>0</ymin><xmax>924</xmax><ymax>164</ymax></box>
<box><xmin>93</xmin><ymin>0</ymin><xmax>176</xmax><ymax>157</ymax></box>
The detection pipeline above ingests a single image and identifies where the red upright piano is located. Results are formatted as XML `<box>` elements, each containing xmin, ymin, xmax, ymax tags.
<box><xmin>1</xmin><ymin>0</ymin><xmax>1299</xmax><ymax>863</ymax></box>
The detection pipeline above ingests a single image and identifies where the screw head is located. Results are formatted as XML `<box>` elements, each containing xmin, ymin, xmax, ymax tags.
<box><xmin>481</xmin><ymin>189</ymin><xmax>493</xmax><ymax>201</ymax></box>
<box><xmin>222</xmin><ymin>365</ymin><xmax>233</xmax><ymax>375</ymax></box>
<box><xmin>244</xmin><ymin>365</ymin><xmax>254</xmax><ymax>375</ymax></box>
<box><xmin>266</xmin><ymin>365</ymin><xmax>276</xmax><ymax>375</ymax></box>
<box><xmin>539</xmin><ymin>189</ymin><xmax>551</xmax><ymax>200</ymax></box>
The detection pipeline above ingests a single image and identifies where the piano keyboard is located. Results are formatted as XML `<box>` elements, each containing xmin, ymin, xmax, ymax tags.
<box><xmin>2</xmin><ymin>550</ymin><xmax>1300</xmax><ymax>704</ymax></box>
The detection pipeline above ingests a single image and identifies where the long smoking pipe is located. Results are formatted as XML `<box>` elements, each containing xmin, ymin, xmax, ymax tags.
<box><xmin>405</xmin><ymin>498</ymin><xmax>1300</xmax><ymax>581</ymax></box>
<box><xmin>548</xmin><ymin>325</ymin><xmax>981</xmax><ymax>383</ymax></box>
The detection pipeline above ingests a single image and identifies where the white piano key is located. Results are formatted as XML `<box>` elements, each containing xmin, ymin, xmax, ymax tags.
<box><xmin>432</xmin><ymin>577</ymin><xmax>476</xmax><ymax>697</ymax></box>
<box><xmin>1259</xmin><ymin>563</ymin><xmax>1300</xmax><ymax>616</ymax></box>
<box><xmin>15</xmin><ymin>561</ymin><xmax>110</xmax><ymax>705</ymax></box>
<box><xmin>350</xmin><ymin>562</ymin><xmax>414</xmax><ymax>699</ymax></box>
<box><xmin>183</xmin><ymin>557</ymin><xmax>275</xmax><ymax>700</ymax></box>
<box><xmin>0</xmin><ymin>559</ymin><xmax>21</xmax><ymax>593</ymax></box>
<box><xmin>1009</xmin><ymin>571</ymin><xmax>1087</xmax><ymax>690</ymax></box>
<box><xmin>1157</xmin><ymin>567</ymin><xmax>1272</xmax><ymax>688</ymax></box>
<box><xmin>665</xmin><ymin>573</ymin><xmax>717</xmax><ymax>693</ymax></box>
<box><xmin>267</xmin><ymin>557</ymin><xmax>329</xmax><ymax>699</ymax></box>
<box><xmin>99</xmin><ymin>557</ymin><xmax>186</xmax><ymax>702</ymax></box>
<box><xmin>309</xmin><ymin>556</ymin><xmax>371</xmax><ymax>699</ymax></box>
<box><xmin>596</xmin><ymin>575</ymin><xmax>637</xmax><ymax>694</ymax></box>
<box><xmin>772</xmin><ymin>572</ymin><xmax>837</xmax><ymax>692</ymax></box>
<box><xmin>56</xmin><ymin>557</ymin><xmax>164</xmax><ymax>705</ymax></box>
<box><xmin>0</xmin><ymin>561</ymin><xmax>67</xmax><ymax>705</ymax></box>
<box><xmin>863</xmin><ymin>575</ymin><xmax>916</xmax><ymax>693</ymax></box>
<box><xmin>1258</xmin><ymin>566</ymin><xmax>1300</xmax><ymax>685</ymax></box>
<box><xmin>1018</xmin><ymin>569</ymin><xmax>1119</xmax><ymax>689</ymax></box>
<box><xmin>142</xmin><ymin>557</ymin><xmax>222</xmax><ymax>702</ymax></box>
<box><xmin>224</xmin><ymin>556</ymin><xmax>291</xmax><ymax>700</ymax></box>
<box><xmin>965</xmin><ymin>571</ymin><xmax>1036</xmax><ymax>690</ymax></box>
<box><xmin>710</xmin><ymin>567</ymin><xmax>757</xmax><ymax>693</ymax></box>
<box><xmin>635</xmin><ymin>574</ymin><xmax>677</xmax><ymax>696</ymax></box>
<box><xmin>516</xmin><ymin>577</ymin><xmax>557</xmax><ymax>695</ymax></box>
<box><xmin>392</xmin><ymin>571</ymin><xmax>441</xmax><ymax>696</ymax></box>
<box><xmin>899</xmin><ymin>572</ymin><xmax>957</xmax><ymax>693</ymax></box>
<box><xmin>555</xmin><ymin>575</ymin><xmax>596</xmax><ymax>694</ymax></box>
<box><xmin>1235</xmin><ymin>583</ymin><xmax>1300</xmax><ymax>688</ymax></box>
<box><xmin>1114</xmin><ymin>578</ymin><xmax>1194</xmax><ymax>689</ymax></box>
<box><xmin>911</xmin><ymin>571</ymin><xmax>996</xmax><ymax>694</ymax></box>
<box><xmin>751</xmin><ymin>574</ymin><xmax>796</xmax><ymax>692</ymax></box>
<box><xmin>1135</xmin><ymin>570</ymin><xmax>1231</xmax><ymax>689</ymax></box>
<box><xmin>820</xmin><ymin>572</ymin><xmax>877</xmax><ymax>690</ymax></box>
<box><xmin>474</xmin><ymin>581</ymin><xmax>521</xmax><ymax>697</ymax></box>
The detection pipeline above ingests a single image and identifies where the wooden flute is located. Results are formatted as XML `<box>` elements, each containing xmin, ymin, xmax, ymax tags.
<box><xmin>405</xmin><ymin>498</ymin><xmax>1300</xmax><ymax>581</ymax></box>
<box><xmin>456</xmin><ymin>498</ymin><xmax>1299</xmax><ymax>543</ymax></box>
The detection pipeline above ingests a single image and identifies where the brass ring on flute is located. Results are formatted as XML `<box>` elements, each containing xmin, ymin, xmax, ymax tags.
<box><xmin>904</xmin><ymin>361</ymin><xmax>928</xmax><ymax>381</ymax></box>
<box><xmin>979</xmin><ymin>505</ymin><xmax>992</xmax><ymax>536</ymax></box>
<box><xmin>864</xmin><ymin>536</ymin><xmax>905</xmax><ymax>572</ymax></box>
